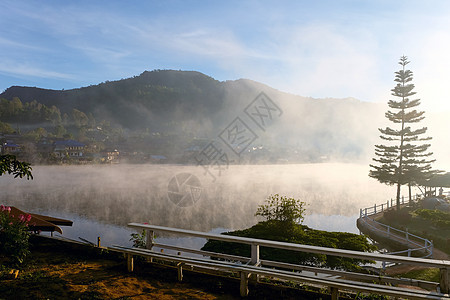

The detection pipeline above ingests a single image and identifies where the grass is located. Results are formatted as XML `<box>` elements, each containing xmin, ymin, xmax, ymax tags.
<box><xmin>378</xmin><ymin>206</ymin><xmax>450</xmax><ymax>255</ymax></box>
<box><xmin>2</xmin><ymin>235</ymin><xmax>349</xmax><ymax>299</ymax></box>
<box><xmin>400</xmin><ymin>268</ymin><xmax>440</xmax><ymax>282</ymax></box>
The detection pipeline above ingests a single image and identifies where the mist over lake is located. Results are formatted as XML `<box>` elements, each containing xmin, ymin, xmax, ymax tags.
<box><xmin>1</xmin><ymin>163</ymin><xmax>395</xmax><ymax>238</ymax></box>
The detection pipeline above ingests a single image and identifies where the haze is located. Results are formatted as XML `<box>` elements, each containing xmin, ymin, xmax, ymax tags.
<box><xmin>1</xmin><ymin>1</ymin><xmax>450</xmax><ymax>245</ymax></box>
<box><xmin>0</xmin><ymin>164</ymin><xmax>395</xmax><ymax>233</ymax></box>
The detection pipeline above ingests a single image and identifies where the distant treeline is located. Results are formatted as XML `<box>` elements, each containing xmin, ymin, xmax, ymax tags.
<box><xmin>0</xmin><ymin>70</ymin><xmax>226</xmax><ymax>130</ymax></box>
<box><xmin>0</xmin><ymin>96</ymin><xmax>96</xmax><ymax>128</ymax></box>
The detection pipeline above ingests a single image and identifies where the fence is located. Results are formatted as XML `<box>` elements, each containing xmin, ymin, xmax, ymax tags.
<box><xmin>114</xmin><ymin>223</ymin><xmax>450</xmax><ymax>298</ymax></box>
<box><xmin>359</xmin><ymin>194</ymin><xmax>434</xmax><ymax>264</ymax></box>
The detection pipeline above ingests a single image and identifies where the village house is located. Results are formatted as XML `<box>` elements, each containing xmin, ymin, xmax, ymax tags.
<box><xmin>100</xmin><ymin>149</ymin><xmax>120</xmax><ymax>163</ymax></box>
<box><xmin>36</xmin><ymin>138</ymin><xmax>55</xmax><ymax>157</ymax></box>
<box><xmin>53</xmin><ymin>140</ymin><xmax>86</xmax><ymax>158</ymax></box>
<box><xmin>0</xmin><ymin>133</ymin><xmax>23</xmax><ymax>155</ymax></box>
<box><xmin>1</xmin><ymin>141</ymin><xmax>21</xmax><ymax>155</ymax></box>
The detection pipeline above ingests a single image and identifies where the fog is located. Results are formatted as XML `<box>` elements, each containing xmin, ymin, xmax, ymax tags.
<box><xmin>3</xmin><ymin>78</ymin><xmax>449</xmax><ymax>247</ymax></box>
<box><xmin>0</xmin><ymin>163</ymin><xmax>395</xmax><ymax>235</ymax></box>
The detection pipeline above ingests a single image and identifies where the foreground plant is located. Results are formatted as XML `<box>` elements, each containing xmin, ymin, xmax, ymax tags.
<box><xmin>130</xmin><ymin>230</ymin><xmax>147</xmax><ymax>248</ymax></box>
<box><xmin>0</xmin><ymin>205</ymin><xmax>32</xmax><ymax>266</ymax></box>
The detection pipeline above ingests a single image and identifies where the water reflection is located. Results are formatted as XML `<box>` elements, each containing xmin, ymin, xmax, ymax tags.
<box><xmin>38</xmin><ymin>211</ymin><xmax>359</xmax><ymax>248</ymax></box>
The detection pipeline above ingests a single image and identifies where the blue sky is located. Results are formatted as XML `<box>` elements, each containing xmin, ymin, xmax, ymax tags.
<box><xmin>2</xmin><ymin>0</ymin><xmax>450</xmax><ymax>112</ymax></box>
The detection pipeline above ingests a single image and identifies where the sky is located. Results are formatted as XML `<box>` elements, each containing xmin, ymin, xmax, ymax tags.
<box><xmin>2</xmin><ymin>0</ymin><xmax>450</xmax><ymax>112</ymax></box>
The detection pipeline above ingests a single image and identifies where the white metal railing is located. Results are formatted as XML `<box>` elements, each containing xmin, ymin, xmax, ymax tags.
<box><xmin>361</xmin><ymin>194</ymin><xmax>419</xmax><ymax>216</ymax></box>
<box><xmin>359</xmin><ymin>194</ymin><xmax>433</xmax><ymax>265</ymax></box>
<box><xmin>126</xmin><ymin>223</ymin><xmax>450</xmax><ymax>296</ymax></box>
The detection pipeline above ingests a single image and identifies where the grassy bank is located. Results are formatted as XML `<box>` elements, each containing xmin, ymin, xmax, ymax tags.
<box><xmin>378</xmin><ymin>207</ymin><xmax>450</xmax><ymax>256</ymax></box>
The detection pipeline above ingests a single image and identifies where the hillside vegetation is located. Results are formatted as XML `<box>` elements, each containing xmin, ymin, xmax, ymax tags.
<box><xmin>1</xmin><ymin>70</ymin><xmax>385</xmax><ymax>162</ymax></box>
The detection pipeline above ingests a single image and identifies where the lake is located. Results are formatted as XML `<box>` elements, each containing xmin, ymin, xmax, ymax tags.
<box><xmin>0</xmin><ymin>163</ymin><xmax>396</xmax><ymax>247</ymax></box>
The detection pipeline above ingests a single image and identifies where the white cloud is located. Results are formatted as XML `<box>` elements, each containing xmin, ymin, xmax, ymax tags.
<box><xmin>217</xmin><ymin>23</ymin><xmax>388</xmax><ymax>101</ymax></box>
<box><xmin>0</xmin><ymin>62</ymin><xmax>75</xmax><ymax>81</ymax></box>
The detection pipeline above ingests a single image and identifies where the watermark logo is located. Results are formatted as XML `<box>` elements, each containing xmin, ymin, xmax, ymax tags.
<box><xmin>167</xmin><ymin>173</ymin><xmax>203</xmax><ymax>207</ymax></box>
<box><xmin>195</xmin><ymin>141</ymin><xmax>230</xmax><ymax>179</ymax></box>
<box><xmin>244</xmin><ymin>92</ymin><xmax>282</xmax><ymax>131</ymax></box>
<box><xmin>167</xmin><ymin>92</ymin><xmax>282</xmax><ymax>206</ymax></box>
<box><xmin>197</xmin><ymin>92</ymin><xmax>282</xmax><ymax>182</ymax></box>
<box><xmin>219</xmin><ymin>117</ymin><xmax>258</xmax><ymax>156</ymax></box>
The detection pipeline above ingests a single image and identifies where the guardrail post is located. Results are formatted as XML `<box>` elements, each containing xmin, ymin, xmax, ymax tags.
<box><xmin>387</xmin><ymin>226</ymin><xmax>390</xmax><ymax>237</ymax></box>
<box><xmin>440</xmin><ymin>267</ymin><xmax>449</xmax><ymax>294</ymax></box>
<box><xmin>251</xmin><ymin>244</ymin><xmax>260</xmax><ymax>265</ymax></box>
<box><xmin>251</xmin><ymin>243</ymin><xmax>260</xmax><ymax>283</ymax></box>
<box><xmin>360</xmin><ymin>208</ymin><xmax>362</xmax><ymax>218</ymax></box>
<box><xmin>374</xmin><ymin>204</ymin><xmax>377</xmax><ymax>214</ymax></box>
<box><xmin>146</xmin><ymin>230</ymin><xmax>154</xmax><ymax>249</ymax></box>
<box><xmin>364</xmin><ymin>208</ymin><xmax>367</xmax><ymax>216</ymax></box>
<box><xmin>387</xmin><ymin>200</ymin><xmax>389</xmax><ymax>209</ymax></box>
<box><xmin>329</xmin><ymin>287</ymin><xmax>339</xmax><ymax>300</ymax></box>
<box><xmin>240</xmin><ymin>272</ymin><xmax>249</xmax><ymax>297</ymax></box>
<box><xmin>127</xmin><ymin>254</ymin><xmax>134</xmax><ymax>272</ymax></box>
<box><xmin>406</xmin><ymin>228</ymin><xmax>409</xmax><ymax>242</ymax></box>
<box><xmin>177</xmin><ymin>262</ymin><xmax>183</xmax><ymax>282</ymax></box>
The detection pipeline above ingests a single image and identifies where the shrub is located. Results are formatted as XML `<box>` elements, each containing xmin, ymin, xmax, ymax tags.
<box><xmin>203</xmin><ymin>195</ymin><xmax>376</xmax><ymax>271</ymax></box>
<box><xmin>0</xmin><ymin>205</ymin><xmax>32</xmax><ymax>266</ymax></box>
<box><xmin>130</xmin><ymin>229</ymin><xmax>146</xmax><ymax>248</ymax></box>
<box><xmin>255</xmin><ymin>194</ymin><xmax>306</xmax><ymax>225</ymax></box>
<box><xmin>415</xmin><ymin>209</ymin><xmax>450</xmax><ymax>229</ymax></box>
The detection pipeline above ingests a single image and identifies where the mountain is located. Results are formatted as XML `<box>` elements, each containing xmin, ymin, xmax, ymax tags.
<box><xmin>0</xmin><ymin>70</ymin><xmax>385</xmax><ymax>161</ymax></box>
<box><xmin>1</xmin><ymin>70</ymin><xmax>227</xmax><ymax>130</ymax></box>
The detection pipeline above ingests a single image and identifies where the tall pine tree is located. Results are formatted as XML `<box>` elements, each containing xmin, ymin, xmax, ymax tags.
<box><xmin>369</xmin><ymin>56</ymin><xmax>436</xmax><ymax>210</ymax></box>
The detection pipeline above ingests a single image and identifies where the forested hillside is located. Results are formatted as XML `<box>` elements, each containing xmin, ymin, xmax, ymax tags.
<box><xmin>0</xmin><ymin>70</ymin><xmax>385</xmax><ymax>162</ymax></box>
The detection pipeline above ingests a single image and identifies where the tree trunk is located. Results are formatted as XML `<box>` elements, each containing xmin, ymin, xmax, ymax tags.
<box><xmin>396</xmin><ymin>183</ymin><xmax>401</xmax><ymax>211</ymax></box>
<box><xmin>408</xmin><ymin>183</ymin><xmax>412</xmax><ymax>202</ymax></box>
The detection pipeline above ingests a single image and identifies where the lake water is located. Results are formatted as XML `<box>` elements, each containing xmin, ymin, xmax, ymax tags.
<box><xmin>0</xmin><ymin>163</ymin><xmax>396</xmax><ymax>247</ymax></box>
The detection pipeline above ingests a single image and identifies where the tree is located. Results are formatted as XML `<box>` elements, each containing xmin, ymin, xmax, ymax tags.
<box><xmin>53</xmin><ymin>124</ymin><xmax>67</xmax><ymax>137</ymax></box>
<box><xmin>369</xmin><ymin>56</ymin><xmax>436</xmax><ymax>210</ymax></box>
<box><xmin>23</xmin><ymin>127</ymin><xmax>47</xmax><ymax>142</ymax></box>
<box><xmin>0</xmin><ymin>155</ymin><xmax>33</xmax><ymax>179</ymax></box>
<box><xmin>0</xmin><ymin>121</ymin><xmax>14</xmax><ymax>134</ymax></box>
<box><xmin>71</xmin><ymin>108</ymin><xmax>89</xmax><ymax>127</ymax></box>
<box><xmin>255</xmin><ymin>194</ymin><xmax>306</xmax><ymax>225</ymax></box>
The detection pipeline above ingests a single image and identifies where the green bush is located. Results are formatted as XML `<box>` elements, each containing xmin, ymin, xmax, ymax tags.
<box><xmin>0</xmin><ymin>205</ymin><xmax>32</xmax><ymax>266</ymax></box>
<box><xmin>415</xmin><ymin>209</ymin><xmax>450</xmax><ymax>229</ymax></box>
<box><xmin>255</xmin><ymin>194</ymin><xmax>306</xmax><ymax>225</ymax></box>
<box><xmin>202</xmin><ymin>220</ymin><xmax>376</xmax><ymax>271</ymax></box>
<box><xmin>202</xmin><ymin>195</ymin><xmax>376</xmax><ymax>271</ymax></box>
<box><xmin>130</xmin><ymin>229</ymin><xmax>147</xmax><ymax>248</ymax></box>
